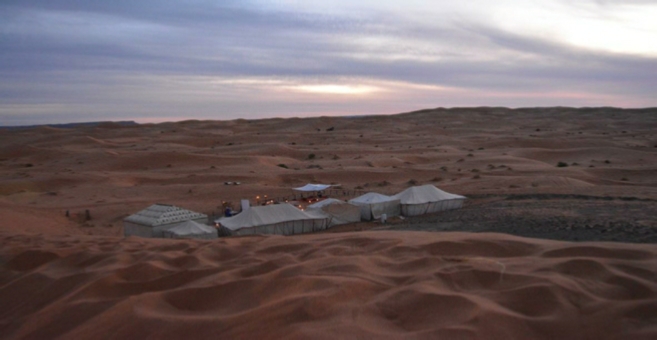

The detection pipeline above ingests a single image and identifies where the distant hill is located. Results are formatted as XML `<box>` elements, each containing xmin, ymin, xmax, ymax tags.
<box><xmin>0</xmin><ymin>121</ymin><xmax>139</xmax><ymax>130</ymax></box>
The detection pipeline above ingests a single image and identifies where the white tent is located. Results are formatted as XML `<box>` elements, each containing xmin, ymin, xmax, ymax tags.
<box><xmin>307</xmin><ymin>199</ymin><xmax>361</xmax><ymax>227</ymax></box>
<box><xmin>293</xmin><ymin>183</ymin><xmax>333</xmax><ymax>192</ymax></box>
<box><xmin>393</xmin><ymin>184</ymin><xmax>466</xmax><ymax>216</ymax></box>
<box><xmin>124</xmin><ymin>204</ymin><xmax>208</xmax><ymax>238</ymax></box>
<box><xmin>162</xmin><ymin>220</ymin><xmax>218</xmax><ymax>239</ymax></box>
<box><xmin>215</xmin><ymin>203</ymin><xmax>329</xmax><ymax>236</ymax></box>
<box><xmin>348</xmin><ymin>192</ymin><xmax>400</xmax><ymax>221</ymax></box>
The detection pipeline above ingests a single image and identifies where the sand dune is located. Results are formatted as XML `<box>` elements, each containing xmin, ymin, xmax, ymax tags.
<box><xmin>1</xmin><ymin>107</ymin><xmax>656</xmax><ymax>338</ymax></box>
<box><xmin>1</xmin><ymin>231</ymin><xmax>656</xmax><ymax>339</ymax></box>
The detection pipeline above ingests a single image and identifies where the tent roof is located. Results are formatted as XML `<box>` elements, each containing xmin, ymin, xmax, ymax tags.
<box><xmin>124</xmin><ymin>204</ymin><xmax>207</xmax><ymax>227</ymax></box>
<box><xmin>216</xmin><ymin>203</ymin><xmax>328</xmax><ymax>231</ymax></box>
<box><xmin>165</xmin><ymin>220</ymin><xmax>216</xmax><ymax>236</ymax></box>
<box><xmin>349</xmin><ymin>192</ymin><xmax>398</xmax><ymax>204</ymax></box>
<box><xmin>308</xmin><ymin>198</ymin><xmax>347</xmax><ymax>208</ymax></box>
<box><xmin>293</xmin><ymin>183</ymin><xmax>333</xmax><ymax>192</ymax></box>
<box><xmin>393</xmin><ymin>185</ymin><xmax>466</xmax><ymax>204</ymax></box>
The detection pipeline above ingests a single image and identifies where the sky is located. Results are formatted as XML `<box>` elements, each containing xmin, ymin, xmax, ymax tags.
<box><xmin>1</xmin><ymin>0</ymin><xmax>656</xmax><ymax>125</ymax></box>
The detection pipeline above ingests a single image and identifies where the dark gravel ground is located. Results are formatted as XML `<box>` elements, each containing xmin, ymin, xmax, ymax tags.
<box><xmin>382</xmin><ymin>194</ymin><xmax>657</xmax><ymax>243</ymax></box>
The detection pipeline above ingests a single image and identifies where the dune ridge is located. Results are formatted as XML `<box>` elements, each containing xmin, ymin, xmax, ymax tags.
<box><xmin>1</xmin><ymin>231</ymin><xmax>656</xmax><ymax>339</ymax></box>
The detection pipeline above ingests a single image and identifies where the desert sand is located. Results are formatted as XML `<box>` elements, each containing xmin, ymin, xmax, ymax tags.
<box><xmin>1</xmin><ymin>107</ymin><xmax>657</xmax><ymax>338</ymax></box>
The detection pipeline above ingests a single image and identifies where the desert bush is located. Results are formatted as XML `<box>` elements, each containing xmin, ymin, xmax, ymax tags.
<box><xmin>307</xmin><ymin>153</ymin><xmax>316</xmax><ymax>160</ymax></box>
<box><xmin>277</xmin><ymin>164</ymin><xmax>289</xmax><ymax>169</ymax></box>
<box><xmin>557</xmin><ymin>161</ymin><xmax>569</xmax><ymax>167</ymax></box>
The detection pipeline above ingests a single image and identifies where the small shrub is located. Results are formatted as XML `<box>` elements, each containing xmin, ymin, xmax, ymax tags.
<box><xmin>557</xmin><ymin>162</ymin><xmax>569</xmax><ymax>167</ymax></box>
<box><xmin>308</xmin><ymin>153</ymin><xmax>316</xmax><ymax>160</ymax></box>
<box><xmin>277</xmin><ymin>164</ymin><xmax>289</xmax><ymax>169</ymax></box>
<box><xmin>621</xmin><ymin>177</ymin><xmax>628</xmax><ymax>181</ymax></box>
<box><xmin>467</xmin><ymin>153</ymin><xmax>474</xmax><ymax>157</ymax></box>
<box><xmin>472</xmin><ymin>174</ymin><xmax>481</xmax><ymax>179</ymax></box>
<box><xmin>407</xmin><ymin>179</ymin><xmax>418</xmax><ymax>185</ymax></box>
<box><xmin>604</xmin><ymin>160</ymin><xmax>611</xmax><ymax>164</ymax></box>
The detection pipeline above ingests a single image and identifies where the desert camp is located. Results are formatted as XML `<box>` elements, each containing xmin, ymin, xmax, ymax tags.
<box><xmin>3</xmin><ymin>108</ymin><xmax>657</xmax><ymax>340</ymax></box>
<box><xmin>121</xmin><ymin>184</ymin><xmax>468</xmax><ymax>239</ymax></box>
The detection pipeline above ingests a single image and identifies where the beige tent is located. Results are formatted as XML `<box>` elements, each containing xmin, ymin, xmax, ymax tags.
<box><xmin>215</xmin><ymin>203</ymin><xmax>329</xmax><ymax>236</ymax></box>
<box><xmin>162</xmin><ymin>220</ymin><xmax>218</xmax><ymax>239</ymax></box>
<box><xmin>393</xmin><ymin>184</ymin><xmax>466</xmax><ymax>216</ymax></box>
<box><xmin>307</xmin><ymin>198</ymin><xmax>361</xmax><ymax>227</ymax></box>
<box><xmin>348</xmin><ymin>192</ymin><xmax>400</xmax><ymax>221</ymax></box>
<box><xmin>124</xmin><ymin>204</ymin><xmax>208</xmax><ymax>238</ymax></box>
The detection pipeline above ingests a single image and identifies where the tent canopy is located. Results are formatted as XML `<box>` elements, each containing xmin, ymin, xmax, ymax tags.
<box><xmin>349</xmin><ymin>192</ymin><xmax>397</xmax><ymax>204</ymax></box>
<box><xmin>293</xmin><ymin>183</ymin><xmax>333</xmax><ymax>192</ymax></box>
<box><xmin>124</xmin><ymin>203</ymin><xmax>207</xmax><ymax>227</ymax></box>
<box><xmin>216</xmin><ymin>203</ymin><xmax>328</xmax><ymax>231</ymax></box>
<box><xmin>348</xmin><ymin>192</ymin><xmax>400</xmax><ymax>220</ymax></box>
<box><xmin>308</xmin><ymin>198</ymin><xmax>346</xmax><ymax>208</ymax></box>
<box><xmin>393</xmin><ymin>185</ymin><xmax>466</xmax><ymax>204</ymax></box>
<box><xmin>165</xmin><ymin>220</ymin><xmax>216</xmax><ymax>236</ymax></box>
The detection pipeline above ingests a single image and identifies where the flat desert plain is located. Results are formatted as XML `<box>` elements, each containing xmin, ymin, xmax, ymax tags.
<box><xmin>1</xmin><ymin>107</ymin><xmax>657</xmax><ymax>339</ymax></box>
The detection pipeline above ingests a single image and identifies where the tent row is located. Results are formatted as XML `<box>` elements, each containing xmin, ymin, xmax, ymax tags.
<box><xmin>215</xmin><ymin>185</ymin><xmax>465</xmax><ymax>236</ymax></box>
<box><xmin>123</xmin><ymin>185</ymin><xmax>466</xmax><ymax>238</ymax></box>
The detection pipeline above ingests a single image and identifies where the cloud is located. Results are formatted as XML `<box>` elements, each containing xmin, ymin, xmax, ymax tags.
<box><xmin>0</xmin><ymin>0</ymin><xmax>656</xmax><ymax>125</ymax></box>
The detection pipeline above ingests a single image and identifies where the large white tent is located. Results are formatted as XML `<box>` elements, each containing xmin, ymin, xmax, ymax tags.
<box><xmin>348</xmin><ymin>192</ymin><xmax>400</xmax><ymax>221</ymax></box>
<box><xmin>307</xmin><ymin>199</ymin><xmax>361</xmax><ymax>227</ymax></box>
<box><xmin>393</xmin><ymin>184</ymin><xmax>466</xmax><ymax>216</ymax></box>
<box><xmin>162</xmin><ymin>220</ymin><xmax>218</xmax><ymax>239</ymax></box>
<box><xmin>293</xmin><ymin>183</ymin><xmax>333</xmax><ymax>192</ymax></box>
<box><xmin>124</xmin><ymin>204</ymin><xmax>208</xmax><ymax>238</ymax></box>
<box><xmin>215</xmin><ymin>203</ymin><xmax>329</xmax><ymax>236</ymax></box>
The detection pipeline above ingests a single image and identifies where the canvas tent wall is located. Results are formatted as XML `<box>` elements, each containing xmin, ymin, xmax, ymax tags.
<box><xmin>216</xmin><ymin>203</ymin><xmax>329</xmax><ymax>236</ymax></box>
<box><xmin>307</xmin><ymin>199</ymin><xmax>361</xmax><ymax>227</ymax></box>
<box><xmin>124</xmin><ymin>204</ymin><xmax>208</xmax><ymax>238</ymax></box>
<box><xmin>162</xmin><ymin>220</ymin><xmax>218</xmax><ymax>240</ymax></box>
<box><xmin>392</xmin><ymin>184</ymin><xmax>466</xmax><ymax>217</ymax></box>
<box><xmin>348</xmin><ymin>192</ymin><xmax>400</xmax><ymax>221</ymax></box>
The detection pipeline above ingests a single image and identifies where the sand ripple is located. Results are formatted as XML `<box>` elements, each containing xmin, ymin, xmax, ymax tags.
<box><xmin>1</xmin><ymin>231</ymin><xmax>656</xmax><ymax>339</ymax></box>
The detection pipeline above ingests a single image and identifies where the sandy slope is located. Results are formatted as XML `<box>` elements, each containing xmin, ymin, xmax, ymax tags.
<box><xmin>1</xmin><ymin>107</ymin><xmax>655</xmax><ymax>236</ymax></box>
<box><xmin>1</xmin><ymin>107</ymin><xmax>656</xmax><ymax>339</ymax></box>
<box><xmin>1</xmin><ymin>231</ymin><xmax>656</xmax><ymax>339</ymax></box>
